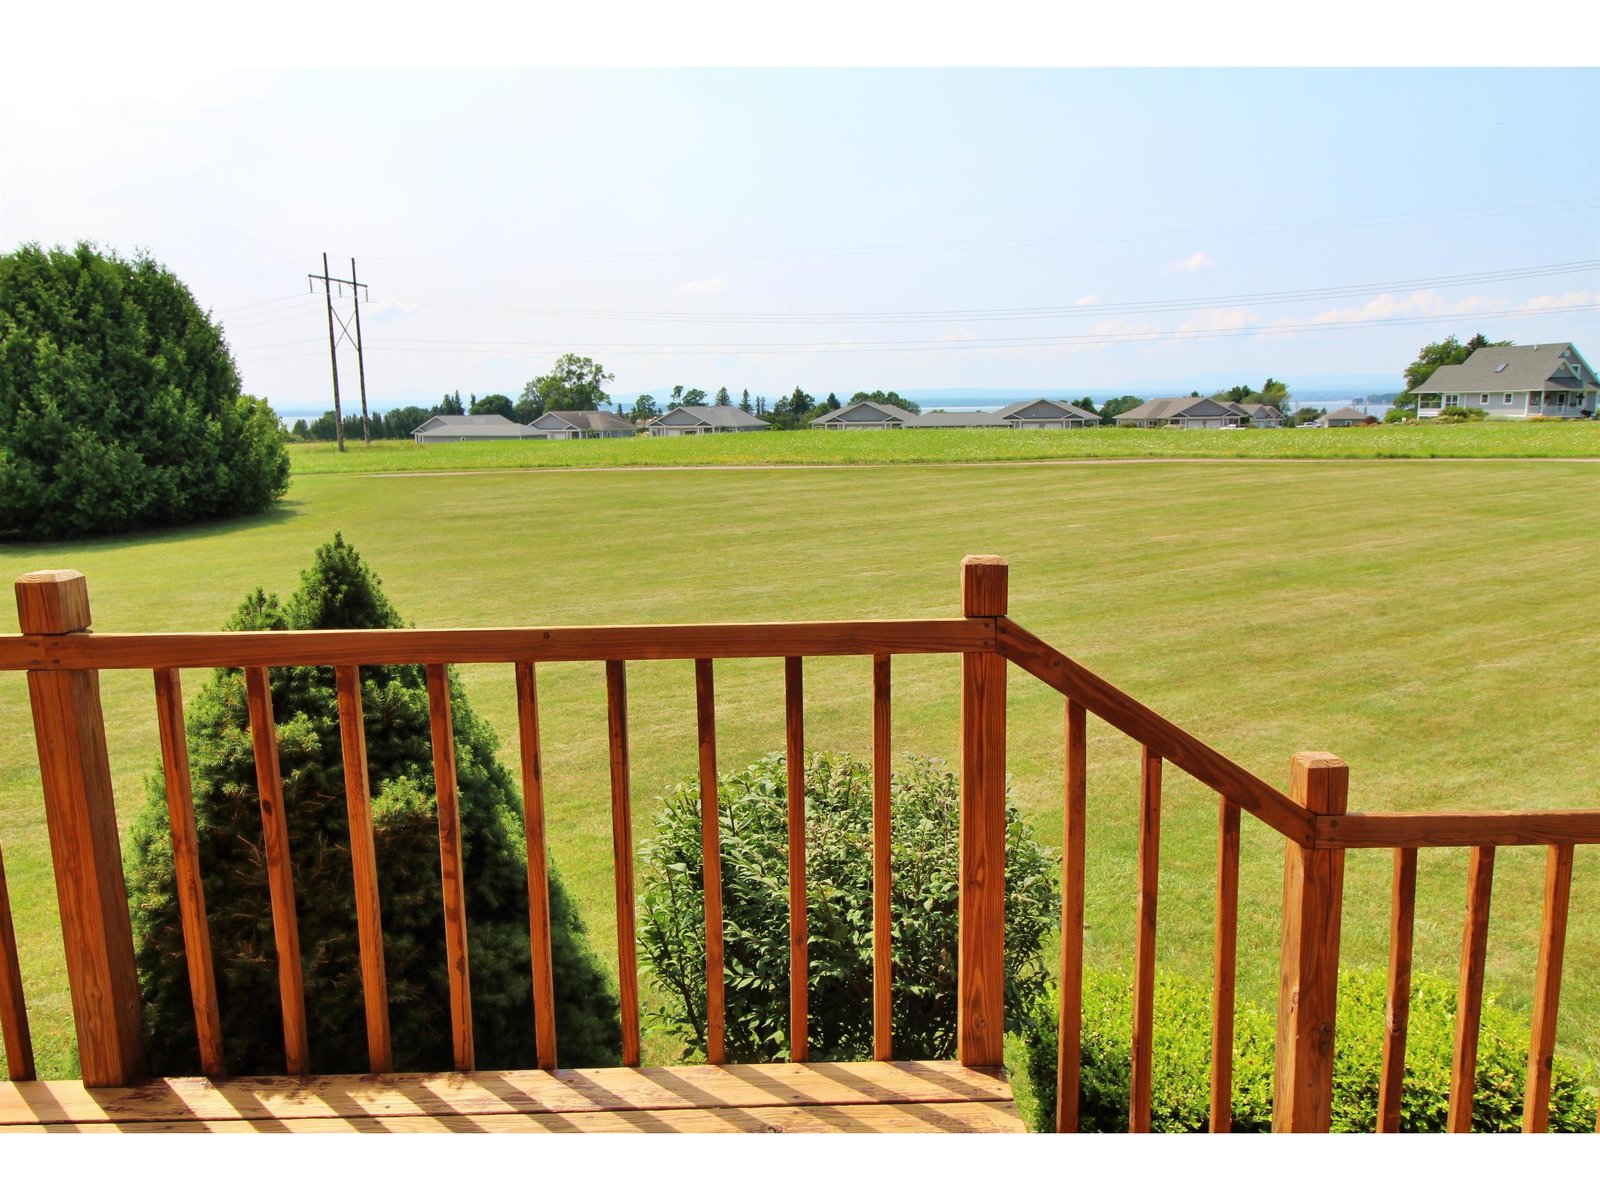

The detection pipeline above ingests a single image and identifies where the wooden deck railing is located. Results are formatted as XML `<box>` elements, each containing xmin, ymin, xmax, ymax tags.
<box><xmin>0</xmin><ymin>557</ymin><xmax>1595</xmax><ymax>1135</ymax></box>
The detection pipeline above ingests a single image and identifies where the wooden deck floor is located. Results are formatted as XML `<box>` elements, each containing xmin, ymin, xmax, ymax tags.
<box><xmin>0</xmin><ymin>1060</ymin><xmax>1023</xmax><ymax>1133</ymax></box>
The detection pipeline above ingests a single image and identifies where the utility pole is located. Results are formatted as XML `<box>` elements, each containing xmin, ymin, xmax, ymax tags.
<box><xmin>308</xmin><ymin>254</ymin><xmax>372</xmax><ymax>450</ymax></box>
<box><xmin>349</xmin><ymin>258</ymin><xmax>372</xmax><ymax>445</ymax></box>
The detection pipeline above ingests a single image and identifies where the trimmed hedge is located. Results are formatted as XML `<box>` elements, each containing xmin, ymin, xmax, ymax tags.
<box><xmin>0</xmin><ymin>242</ymin><xmax>289</xmax><ymax>539</ymax></box>
<box><xmin>1019</xmin><ymin>965</ymin><xmax>1598</xmax><ymax>1132</ymax></box>
<box><xmin>638</xmin><ymin>750</ymin><xmax>1059</xmax><ymax>1062</ymax></box>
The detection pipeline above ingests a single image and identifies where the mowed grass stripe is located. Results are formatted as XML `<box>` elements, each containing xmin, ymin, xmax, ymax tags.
<box><xmin>287</xmin><ymin>422</ymin><xmax>1600</xmax><ymax>476</ymax></box>
<box><xmin>0</xmin><ymin>460</ymin><xmax>1595</xmax><ymax>1079</ymax></box>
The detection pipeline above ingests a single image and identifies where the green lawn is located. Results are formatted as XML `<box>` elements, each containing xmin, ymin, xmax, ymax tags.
<box><xmin>290</xmin><ymin>420</ymin><xmax>1600</xmax><ymax>474</ymax></box>
<box><xmin>2</xmin><ymin>458</ymin><xmax>1597</xmax><ymax>1081</ymax></box>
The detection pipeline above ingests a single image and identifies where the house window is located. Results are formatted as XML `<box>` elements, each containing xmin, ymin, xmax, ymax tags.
<box><xmin>1444</xmin><ymin>395</ymin><xmax>1460</xmax><ymax>408</ymax></box>
<box><xmin>1502</xmin><ymin>394</ymin><xmax>1513</xmax><ymax>405</ymax></box>
<box><xmin>1477</xmin><ymin>394</ymin><xmax>1487</xmax><ymax>405</ymax></box>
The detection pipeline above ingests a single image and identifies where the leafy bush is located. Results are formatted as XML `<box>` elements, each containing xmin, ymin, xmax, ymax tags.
<box><xmin>125</xmin><ymin>535</ymin><xmax>621</xmax><ymax>1074</ymax></box>
<box><xmin>0</xmin><ymin>242</ymin><xmax>290</xmax><ymax>539</ymax></box>
<box><xmin>1433</xmin><ymin>406</ymin><xmax>1488</xmax><ymax>423</ymax></box>
<box><xmin>638</xmin><ymin>750</ymin><xmax>1058</xmax><ymax>1062</ymax></box>
<box><xmin>1019</xmin><ymin>965</ymin><xmax>1598</xmax><ymax>1132</ymax></box>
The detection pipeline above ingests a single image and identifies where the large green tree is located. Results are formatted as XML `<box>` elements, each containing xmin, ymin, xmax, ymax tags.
<box><xmin>1403</xmin><ymin>334</ymin><xmax>1497</xmax><ymax>393</ymax></box>
<box><xmin>125</xmin><ymin>536</ymin><xmax>622</xmax><ymax>1075</ymax></box>
<box><xmin>521</xmin><ymin>354</ymin><xmax>614</xmax><ymax>412</ymax></box>
<box><xmin>470</xmin><ymin>393</ymin><xmax>514</xmax><ymax>420</ymax></box>
<box><xmin>0</xmin><ymin>242</ymin><xmax>290</xmax><ymax>540</ymax></box>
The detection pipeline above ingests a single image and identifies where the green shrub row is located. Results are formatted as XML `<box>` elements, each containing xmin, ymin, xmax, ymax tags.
<box><xmin>1018</xmin><ymin>965</ymin><xmax>1598</xmax><ymax>1132</ymax></box>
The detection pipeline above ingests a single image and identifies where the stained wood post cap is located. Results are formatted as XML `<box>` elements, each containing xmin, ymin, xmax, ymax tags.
<box><xmin>15</xmin><ymin>569</ymin><xmax>92</xmax><ymax>635</ymax></box>
<box><xmin>961</xmin><ymin>555</ymin><xmax>1009</xmax><ymax>618</ymax></box>
<box><xmin>1289</xmin><ymin>751</ymin><xmax>1349</xmax><ymax>816</ymax></box>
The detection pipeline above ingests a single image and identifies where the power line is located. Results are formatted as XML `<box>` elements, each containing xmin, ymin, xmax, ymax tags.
<box><xmin>356</xmin><ymin>299</ymin><xmax>1600</xmax><ymax>357</ymax></box>
<box><xmin>367</xmin><ymin>199</ymin><xmax>1600</xmax><ymax>266</ymax></box>
<box><xmin>370</xmin><ymin>261</ymin><xmax>1600</xmax><ymax>327</ymax></box>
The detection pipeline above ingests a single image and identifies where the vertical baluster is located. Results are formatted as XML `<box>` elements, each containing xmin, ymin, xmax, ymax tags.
<box><xmin>1130</xmin><ymin>746</ymin><xmax>1162</xmax><ymax>1132</ymax></box>
<box><xmin>785</xmin><ymin>656</ymin><xmax>808</xmax><ymax>1063</ymax></box>
<box><xmin>873</xmin><ymin>653</ymin><xmax>892</xmax><ymax>1062</ymax></box>
<box><xmin>606</xmin><ymin>660</ymin><xmax>641</xmax><ymax>1068</ymax></box>
<box><xmin>1056</xmin><ymin>699</ymin><xmax>1087</xmax><ymax>1132</ymax></box>
<box><xmin>335</xmin><ymin>665</ymin><xmax>391</xmax><ymax>1074</ymax></box>
<box><xmin>153</xmin><ymin>667</ymin><xmax>226</xmax><ymax>1077</ymax></box>
<box><xmin>695</xmin><ymin>659</ymin><xmax>726</xmax><ymax>1065</ymax></box>
<box><xmin>425</xmin><ymin>664</ymin><xmax>474</xmax><ymax>1073</ymax></box>
<box><xmin>1448</xmin><ymin>846</ymin><xmax>1495</xmax><ymax>1133</ymax></box>
<box><xmin>1209</xmin><ymin>795</ymin><xmax>1240</xmax><ymax>1133</ymax></box>
<box><xmin>515</xmin><ymin>662</ymin><xmax>559</xmax><ymax>1071</ymax></box>
<box><xmin>244</xmin><ymin>665</ymin><xmax>309</xmax><ymax>1074</ymax></box>
<box><xmin>1378</xmin><ymin>847</ymin><xmax>1417</xmax><ymax>1132</ymax></box>
<box><xmin>1522</xmin><ymin>843</ymin><xmax>1572</xmax><ymax>1133</ymax></box>
<box><xmin>0</xmin><ymin>840</ymin><xmax>35</xmax><ymax>1082</ymax></box>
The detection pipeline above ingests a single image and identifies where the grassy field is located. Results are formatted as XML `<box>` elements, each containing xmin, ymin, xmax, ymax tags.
<box><xmin>290</xmin><ymin>420</ymin><xmax>1600</xmax><ymax>474</ymax></box>
<box><xmin>2</xmin><ymin>457</ymin><xmax>1597</xmax><ymax>1081</ymax></box>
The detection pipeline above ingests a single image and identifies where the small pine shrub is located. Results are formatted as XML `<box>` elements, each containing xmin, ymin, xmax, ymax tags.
<box><xmin>638</xmin><ymin>751</ymin><xmax>1058</xmax><ymax>1062</ymax></box>
<box><xmin>125</xmin><ymin>535</ymin><xmax>622</xmax><ymax>1074</ymax></box>
<box><xmin>1019</xmin><ymin>966</ymin><xmax>1598</xmax><ymax>1132</ymax></box>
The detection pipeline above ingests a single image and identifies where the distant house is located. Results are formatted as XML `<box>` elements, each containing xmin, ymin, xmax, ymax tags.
<box><xmin>1228</xmin><ymin>402</ymin><xmax>1284</xmax><ymax>428</ymax></box>
<box><xmin>1113</xmin><ymin>396</ymin><xmax>1246</xmax><ymax>428</ymax></box>
<box><xmin>646</xmin><ymin>405</ymin><xmax>771</xmax><ymax>436</ymax></box>
<box><xmin>411</xmin><ymin>414</ymin><xmax>543</xmax><ymax>444</ymax></box>
<box><xmin>810</xmin><ymin>401</ymin><xmax>916</xmax><ymax>430</ymax></box>
<box><xmin>994</xmin><ymin>399</ymin><xmax>1099</xmax><ymax>429</ymax></box>
<box><xmin>1410</xmin><ymin>342</ymin><xmax>1597</xmax><ymax>419</ymax></box>
<box><xmin>1317</xmin><ymin>406</ymin><xmax>1374</xmax><ymax>428</ymax></box>
<box><xmin>527</xmin><ymin>410</ymin><xmax>636</xmax><ymax>439</ymax></box>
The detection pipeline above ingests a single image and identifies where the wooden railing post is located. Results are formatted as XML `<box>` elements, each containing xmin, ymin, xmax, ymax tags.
<box><xmin>1272</xmin><ymin>751</ymin><xmax>1348</xmax><ymax>1132</ymax></box>
<box><xmin>958</xmin><ymin>555</ymin><xmax>1007</xmax><ymax>1069</ymax></box>
<box><xmin>15</xmin><ymin>570</ymin><xmax>143</xmax><ymax>1087</ymax></box>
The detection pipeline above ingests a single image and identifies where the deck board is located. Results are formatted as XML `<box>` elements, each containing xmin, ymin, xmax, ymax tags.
<box><xmin>0</xmin><ymin>1061</ymin><xmax>1022</xmax><ymax>1134</ymax></box>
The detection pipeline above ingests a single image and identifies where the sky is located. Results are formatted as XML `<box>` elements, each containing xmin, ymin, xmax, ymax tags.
<box><xmin>3</xmin><ymin>66</ymin><xmax>1598</xmax><ymax>415</ymax></box>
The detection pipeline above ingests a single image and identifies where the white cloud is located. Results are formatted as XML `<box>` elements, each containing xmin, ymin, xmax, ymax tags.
<box><xmin>1525</xmin><ymin>290</ymin><xmax>1600</xmax><ymax>311</ymax></box>
<box><xmin>1268</xmin><ymin>290</ymin><xmax>1513</xmax><ymax>334</ymax></box>
<box><xmin>1178</xmin><ymin>306</ymin><xmax>1257</xmax><ymax>334</ymax></box>
<box><xmin>1165</xmin><ymin>251</ymin><xmax>1215</xmax><ymax>274</ymax></box>
<box><xmin>1074</xmin><ymin>294</ymin><xmax>1099</xmax><ymax>306</ymax></box>
<box><xmin>363</xmin><ymin>300</ymin><xmax>417</xmax><ymax>323</ymax></box>
<box><xmin>679</xmin><ymin>277</ymin><xmax>731</xmax><ymax>296</ymax></box>
<box><xmin>1089</xmin><ymin>318</ymin><xmax>1160</xmax><ymax>340</ymax></box>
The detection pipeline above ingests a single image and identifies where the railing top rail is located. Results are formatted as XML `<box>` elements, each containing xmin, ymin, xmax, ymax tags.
<box><xmin>0</xmin><ymin>617</ymin><xmax>995</xmax><ymax>672</ymax></box>
<box><xmin>995</xmin><ymin>617</ymin><xmax>1317</xmax><ymax>845</ymax></box>
<box><xmin>1312</xmin><ymin>810</ymin><xmax>1600</xmax><ymax>849</ymax></box>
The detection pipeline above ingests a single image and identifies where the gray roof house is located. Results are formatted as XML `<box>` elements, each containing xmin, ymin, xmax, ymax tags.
<box><xmin>1113</xmin><ymin>396</ymin><xmax>1244</xmax><ymax>428</ymax></box>
<box><xmin>994</xmin><ymin>399</ymin><xmax>1099</xmax><ymax>428</ymax></box>
<box><xmin>646</xmin><ymin>405</ymin><xmax>771</xmax><ymax>435</ymax></box>
<box><xmin>527</xmin><ymin>410</ymin><xmax>636</xmax><ymax>439</ymax></box>
<box><xmin>1410</xmin><ymin>342</ymin><xmax>1596</xmax><ymax>419</ymax></box>
<box><xmin>1316</xmin><ymin>406</ymin><xmax>1373</xmax><ymax>427</ymax></box>
<box><xmin>411</xmin><ymin>414</ymin><xmax>543</xmax><ymax>444</ymax></box>
<box><xmin>1228</xmin><ymin>402</ymin><xmax>1284</xmax><ymax>427</ymax></box>
<box><xmin>810</xmin><ymin>401</ymin><xmax>917</xmax><ymax>430</ymax></box>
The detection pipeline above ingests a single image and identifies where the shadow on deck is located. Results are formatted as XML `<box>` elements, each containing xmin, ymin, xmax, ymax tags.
<box><xmin>0</xmin><ymin>1060</ymin><xmax>1022</xmax><ymax>1133</ymax></box>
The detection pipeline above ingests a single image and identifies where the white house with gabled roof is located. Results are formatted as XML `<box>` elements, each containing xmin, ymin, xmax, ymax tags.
<box><xmin>1410</xmin><ymin>343</ymin><xmax>1597</xmax><ymax>419</ymax></box>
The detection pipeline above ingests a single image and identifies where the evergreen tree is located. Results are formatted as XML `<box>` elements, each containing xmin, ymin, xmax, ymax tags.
<box><xmin>126</xmin><ymin>535</ymin><xmax>622</xmax><ymax>1075</ymax></box>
